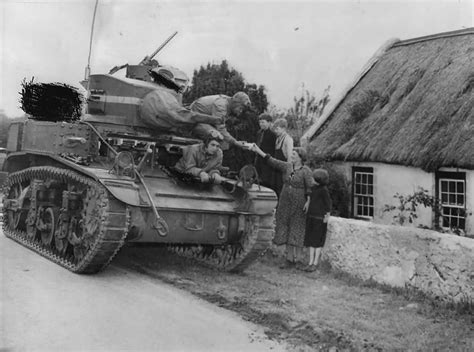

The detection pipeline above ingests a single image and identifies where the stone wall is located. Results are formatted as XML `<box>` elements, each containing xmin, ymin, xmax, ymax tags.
<box><xmin>323</xmin><ymin>217</ymin><xmax>473</xmax><ymax>302</ymax></box>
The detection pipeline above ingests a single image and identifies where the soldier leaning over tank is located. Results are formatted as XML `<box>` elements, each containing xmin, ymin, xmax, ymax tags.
<box><xmin>174</xmin><ymin>135</ymin><xmax>224</xmax><ymax>184</ymax></box>
<box><xmin>139</xmin><ymin>68</ymin><xmax>223</xmax><ymax>136</ymax></box>
<box><xmin>190</xmin><ymin>92</ymin><xmax>251</xmax><ymax>150</ymax></box>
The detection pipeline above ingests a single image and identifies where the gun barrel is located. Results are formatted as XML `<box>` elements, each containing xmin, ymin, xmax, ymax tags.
<box><xmin>148</xmin><ymin>31</ymin><xmax>178</xmax><ymax>61</ymax></box>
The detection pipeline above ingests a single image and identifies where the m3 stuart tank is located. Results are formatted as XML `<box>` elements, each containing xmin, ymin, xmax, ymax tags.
<box><xmin>1</xmin><ymin>36</ymin><xmax>277</xmax><ymax>274</ymax></box>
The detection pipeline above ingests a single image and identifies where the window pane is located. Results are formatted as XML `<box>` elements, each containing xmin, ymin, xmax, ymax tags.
<box><xmin>457</xmin><ymin>195</ymin><xmax>464</xmax><ymax>206</ymax></box>
<box><xmin>368</xmin><ymin>174</ymin><xmax>373</xmax><ymax>184</ymax></box>
<box><xmin>355</xmin><ymin>184</ymin><xmax>361</xmax><ymax>194</ymax></box>
<box><xmin>458</xmin><ymin>182</ymin><xmax>464</xmax><ymax>193</ymax></box>
<box><xmin>442</xmin><ymin>216</ymin><xmax>449</xmax><ymax>228</ymax></box>
<box><xmin>368</xmin><ymin>185</ymin><xmax>373</xmax><ymax>195</ymax></box>
<box><xmin>449</xmin><ymin>194</ymin><xmax>456</xmax><ymax>205</ymax></box>
<box><xmin>369</xmin><ymin>206</ymin><xmax>374</xmax><ymax>217</ymax></box>
<box><xmin>449</xmin><ymin>181</ymin><xmax>456</xmax><ymax>193</ymax></box>
<box><xmin>441</xmin><ymin>208</ymin><xmax>448</xmax><ymax>218</ymax></box>
<box><xmin>459</xmin><ymin>218</ymin><xmax>465</xmax><ymax>230</ymax></box>
<box><xmin>441</xmin><ymin>181</ymin><xmax>447</xmax><ymax>192</ymax></box>
<box><xmin>355</xmin><ymin>173</ymin><xmax>361</xmax><ymax>183</ymax></box>
<box><xmin>361</xmin><ymin>184</ymin><xmax>367</xmax><ymax>195</ymax></box>
<box><xmin>441</xmin><ymin>193</ymin><xmax>448</xmax><ymax>204</ymax></box>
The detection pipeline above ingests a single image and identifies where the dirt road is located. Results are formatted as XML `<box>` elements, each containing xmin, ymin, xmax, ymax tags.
<box><xmin>114</xmin><ymin>244</ymin><xmax>473</xmax><ymax>352</ymax></box>
<box><xmin>0</xmin><ymin>234</ymin><xmax>285</xmax><ymax>351</ymax></box>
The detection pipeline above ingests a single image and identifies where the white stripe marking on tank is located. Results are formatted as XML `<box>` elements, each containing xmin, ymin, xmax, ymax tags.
<box><xmin>89</xmin><ymin>95</ymin><xmax>142</xmax><ymax>105</ymax></box>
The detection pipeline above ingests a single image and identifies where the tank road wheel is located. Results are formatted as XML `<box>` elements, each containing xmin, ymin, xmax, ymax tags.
<box><xmin>38</xmin><ymin>207</ymin><xmax>58</xmax><ymax>246</ymax></box>
<box><xmin>2</xmin><ymin>167</ymin><xmax>129</xmax><ymax>274</ymax></box>
<box><xmin>54</xmin><ymin>214</ymin><xmax>70</xmax><ymax>256</ymax></box>
<box><xmin>168</xmin><ymin>214</ymin><xmax>274</xmax><ymax>273</ymax></box>
<box><xmin>4</xmin><ymin>182</ymin><xmax>29</xmax><ymax>230</ymax></box>
<box><xmin>70</xmin><ymin>187</ymin><xmax>104</xmax><ymax>263</ymax></box>
<box><xmin>54</xmin><ymin>231</ymin><xmax>68</xmax><ymax>255</ymax></box>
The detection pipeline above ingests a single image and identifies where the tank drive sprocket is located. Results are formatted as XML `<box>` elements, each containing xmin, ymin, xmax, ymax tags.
<box><xmin>2</xmin><ymin>166</ymin><xmax>129</xmax><ymax>273</ymax></box>
<box><xmin>167</xmin><ymin>213</ymin><xmax>274</xmax><ymax>272</ymax></box>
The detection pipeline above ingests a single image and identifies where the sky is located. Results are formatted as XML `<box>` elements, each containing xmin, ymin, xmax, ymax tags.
<box><xmin>0</xmin><ymin>0</ymin><xmax>472</xmax><ymax>117</ymax></box>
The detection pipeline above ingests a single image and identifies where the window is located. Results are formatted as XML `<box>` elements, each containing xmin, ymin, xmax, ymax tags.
<box><xmin>352</xmin><ymin>167</ymin><xmax>374</xmax><ymax>219</ymax></box>
<box><xmin>437</xmin><ymin>172</ymin><xmax>466</xmax><ymax>230</ymax></box>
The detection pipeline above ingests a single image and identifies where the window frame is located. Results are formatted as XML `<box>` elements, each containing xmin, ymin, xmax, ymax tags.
<box><xmin>436</xmin><ymin>171</ymin><xmax>467</xmax><ymax>230</ymax></box>
<box><xmin>352</xmin><ymin>166</ymin><xmax>375</xmax><ymax>220</ymax></box>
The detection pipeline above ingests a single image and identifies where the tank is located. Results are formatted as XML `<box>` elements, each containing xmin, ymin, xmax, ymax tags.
<box><xmin>1</xmin><ymin>36</ymin><xmax>277</xmax><ymax>274</ymax></box>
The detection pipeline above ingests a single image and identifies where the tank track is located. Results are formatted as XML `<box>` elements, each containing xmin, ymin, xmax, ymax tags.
<box><xmin>2</xmin><ymin>167</ymin><xmax>129</xmax><ymax>274</ymax></box>
<box><xmin>167</xmin><ymin>214</ymin><xmax>274</xmax><ymax>272</ymax></box>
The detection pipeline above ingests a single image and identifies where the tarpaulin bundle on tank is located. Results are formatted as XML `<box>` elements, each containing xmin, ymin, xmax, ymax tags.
<box><xmin>20</xmin><ymin>78</ymin><xmax>83</xmax><ymax>121</ymax></box>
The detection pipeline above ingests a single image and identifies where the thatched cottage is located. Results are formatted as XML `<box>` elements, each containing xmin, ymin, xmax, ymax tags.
<box><xmin>302</xmin><ymin>28</ymin><xmax>473</xmax><ymax>236</ymax></box>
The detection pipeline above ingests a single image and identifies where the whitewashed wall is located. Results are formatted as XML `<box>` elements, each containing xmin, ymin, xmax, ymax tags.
<box><xmin>328</xmin><ymin>162</ymin><xmax>473</xmax><ymax>236</ymax></box>
<box><xmin>323</xmin><ymin>217</ymin><xmax>474</xmax><ymax>303</ymax></box>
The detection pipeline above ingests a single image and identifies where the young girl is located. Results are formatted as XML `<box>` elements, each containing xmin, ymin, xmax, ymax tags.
<box><xmin>303</xmin><ymin>169</ymin><xmax>332</xmax><ymax>272</ymax></box>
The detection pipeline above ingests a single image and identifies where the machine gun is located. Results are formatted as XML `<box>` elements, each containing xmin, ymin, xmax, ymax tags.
<box><xmin>108</xmin><ymin>31</ymin><xmax>178</xmax><ymax>78</ymax></box>
<box><xmin>139</xmin><ymin>31</ymin><xmax>178</xmax><ymax>66</ymax></box>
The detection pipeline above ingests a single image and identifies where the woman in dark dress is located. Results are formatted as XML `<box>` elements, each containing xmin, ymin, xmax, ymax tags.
<box><xmin>250</xmin><ymin>143</ymin><xmax>314</xmax><ymax>267</ymax></box>
<box><xmin>304</xmin><ymin>169</ymin><xmax>332</xmax><ymax>271</ymax></box>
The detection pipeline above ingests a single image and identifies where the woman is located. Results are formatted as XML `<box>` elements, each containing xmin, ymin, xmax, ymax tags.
<box><xmin>250</xmin><ymin>143</ymin><xmax>314</xmax><ymax>268</ymax></box>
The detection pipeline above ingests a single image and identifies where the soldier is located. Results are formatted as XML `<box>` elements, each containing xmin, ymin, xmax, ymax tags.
<box><xmin>174</xmin><ymin>135</ymin><xmax>224</xmax><ymax>184</ymax></box>
<box><xmin>190</xmin><ymin>92</ymin><xmax>251</xmax><ymax>150</ymax></box>
<box><xmin>139</xmin><ymin>67</ymin><xmax>223</xmax><ymax>136</ymax></box>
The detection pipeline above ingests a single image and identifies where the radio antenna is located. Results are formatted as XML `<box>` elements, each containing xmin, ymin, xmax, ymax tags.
<box><xmin>85</xmin><ymin>0</ymin><xmax>99</xmax><ymax>81</ymax></box>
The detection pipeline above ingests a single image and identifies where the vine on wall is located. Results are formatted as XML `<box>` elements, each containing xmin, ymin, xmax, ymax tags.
<box><xmin>383</xmin><ymin>187</ymin><xmax>472</xmax><ymax>237</ymax></box>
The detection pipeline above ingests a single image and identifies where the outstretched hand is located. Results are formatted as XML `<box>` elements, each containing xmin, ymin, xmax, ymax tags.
<box><xmin>249</xmin><ymin>143</ymin><xmax>265</xmax><ymax>157</ymax></box>
<box><xmin>237</xmin><ymin>141</ymin><xmax>253</xmax><ymax>150</ymax></box>
<box><xmin>303</xmin><ymin>199</ymin><xmax>310</xmax><ymax>214</ymax></box>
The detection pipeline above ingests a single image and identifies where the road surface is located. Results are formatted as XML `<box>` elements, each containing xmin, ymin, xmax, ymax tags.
<box><xmin>0</xmin><ymin>229</ymin><xmax>284</xmax><ymax>352</ymax></box>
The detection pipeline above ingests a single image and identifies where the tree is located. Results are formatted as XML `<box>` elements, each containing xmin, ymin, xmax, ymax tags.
<box><xmin>244</xmin><ymin>83</ymin><xmax>268</xmax><ymax>115</ymax></box>
<box><xmin>183</xmin><ymin>60</ymin><xmax>268</xmax><ymax>115</ymax></box>
<box><xmin>184</xmin><ymin>60</ymin><xmax>243</xmax><ymax>104</ymax></box>
<box><xmin>286</xmin><ymin>85</ymin><xmax>331</xmax><ymax>145</ymax></box>
<box><xmin>183</xmin><ymin>60</ymin><xmax>269</xmax><ymax>171</ymax></box>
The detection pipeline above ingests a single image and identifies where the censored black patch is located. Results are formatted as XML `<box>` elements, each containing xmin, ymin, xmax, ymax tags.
<box><xmin>20</xmin><ymin>78</ymin><xmax>83</xmax><ymax>121</ymax></box>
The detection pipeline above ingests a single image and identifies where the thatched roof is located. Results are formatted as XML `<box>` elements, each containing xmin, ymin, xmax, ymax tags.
<box><xmin>306</xmin><ymin>28</ymin><xmax>474</xmax><ymax>172</ymax></box>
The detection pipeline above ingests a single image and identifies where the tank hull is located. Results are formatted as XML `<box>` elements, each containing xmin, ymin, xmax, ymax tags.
<box><xmin>2</xmin><ymin>123</ymin><xmax>278</xmax><ymax>273</ymax></box>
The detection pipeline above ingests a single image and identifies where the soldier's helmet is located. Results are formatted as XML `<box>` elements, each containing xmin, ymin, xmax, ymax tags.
<box><xmin>232</xmin><ymin>92</ymin><xmax>251</xmax><ymax>107</ymax></box>
<box><xmin>150</xmin><ymin>65</ymin><xmax>190</xmax><ymax>93</ymax></box>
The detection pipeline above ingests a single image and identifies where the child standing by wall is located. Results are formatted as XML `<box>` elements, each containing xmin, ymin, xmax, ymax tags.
<box><xmin>303</xmin><ymin>169</ymin><xmax>332</xmax><ymax>272</ymax></box>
